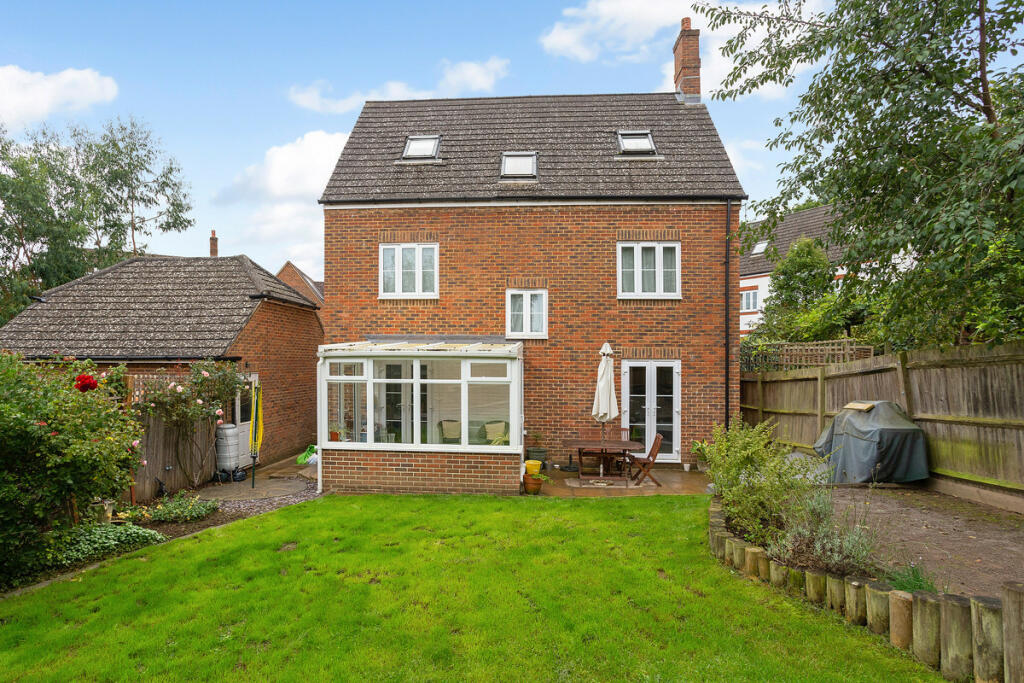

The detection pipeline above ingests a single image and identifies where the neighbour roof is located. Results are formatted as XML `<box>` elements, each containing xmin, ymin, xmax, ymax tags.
<box><xmin>740</xmin><ymin>204</ymin><xmax>839</xmax><ymax>276</ymax></box>
<box><xmin>0</xmin><ymin>255</ymin><xmax>317</xmax><ymax>360</ymax></box>
<box><xmin>321</xmin><ymin>93</ymin><xmax>746</xmax><ymax>204</ymax></box>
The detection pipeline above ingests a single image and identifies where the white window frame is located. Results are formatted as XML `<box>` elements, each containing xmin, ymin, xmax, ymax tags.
<box><xmin>402</xmin><ymin>135</ymin><xmax>440</xmax><ymax>160</ymax></box>
<box><xmin>752</xmin><ymin>241</ymin><xmax>768</xmax><ymax>255</ymax></box>
<box><xmin>740</xmin><ymin>290</ymin><xmax>759</xmax><ymax>312</ymax></box>
<box><xmin>505</xmin><ymin>289</ymin><xmax>548</xmax><ymax>340</ymax></box>
<box><xmin>616</xmin><ymin>242</ymin><xmax>681</xmax><ymax>300</ymax></box>
<box><xmin>318</xmin><ymin>354</ymin><xmax>522</xmax><ymax>454</ymax></box>
<box><xmin>500</xmin><ymin>151</ymin><xmax>537</xmax><ymax>179</ymax></box>
<box><xmin>378</xmin><ymin>243</ymin><xmax>439</xmax><ymax>299</ymax></box>
<box><xmin>617</xmin><ymin>130</ymin><xmax>656</xmax><ymax>155</ymax></box>
<box><xmin>620</xmin><ymin>359</ymin><xmax>682</xmax><ymax>463</ymax></box>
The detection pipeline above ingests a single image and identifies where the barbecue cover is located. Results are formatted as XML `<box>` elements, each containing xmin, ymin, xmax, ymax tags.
<box><xmin>813</xmin><ymin>400</ymin><xmax>930</xmax><ymax>483</ymax></box>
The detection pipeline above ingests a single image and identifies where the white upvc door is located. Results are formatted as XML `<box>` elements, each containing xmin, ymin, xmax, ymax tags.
<box><xmin>620</xmin><ymin>360</ymin><xmax>681</xmax><ymax>463</ymax></box>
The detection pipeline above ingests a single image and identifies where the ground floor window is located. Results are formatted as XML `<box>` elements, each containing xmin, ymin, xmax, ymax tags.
<box><xmin>320</xmin><ymin>342</ymin><xmax>523</xmax><ymax>452</ymax></box>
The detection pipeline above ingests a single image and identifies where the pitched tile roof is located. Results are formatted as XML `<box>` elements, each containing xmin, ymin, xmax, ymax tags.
<box><xmin>0</xmin><ymin>255</ymin><xmax>316</xmax><ymax>360</ymax></box>
<box><xmin>321</xmin><ymin>93</ymin><xmax>746</xmax><ymax>204</ymax></box>
<box><xmin>740</xmin><ymin>204</ymin><xmax>839</xmax><ymax>276</ymax></box>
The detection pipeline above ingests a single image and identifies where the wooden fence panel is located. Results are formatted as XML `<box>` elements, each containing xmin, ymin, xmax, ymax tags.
<box><xmin>135</xmin><ymin>415</ymin><xmax>215</xmax><ymax>502</ymax></box>
<box><xmin>741</xmin><ymin>343</ymin><xmax>1024</xmax><ymax>493</ymax></box>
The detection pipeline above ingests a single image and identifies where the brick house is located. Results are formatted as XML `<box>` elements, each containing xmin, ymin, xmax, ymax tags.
<box><xmin>316</xmin><ymin>18</ymin><xmax>745</xmax><ymax>495</ymax></box>
<box><xmin>739</xmin><ymin>204</ymin><xmax>836</xmax><ymax>335</ymax></box>
<box><xmin>276</xmin><ymin>260</ymin><xmax>325</xmax><ymax>324</ymax></box>
<box><xmin>0</xmin><ymin>242</ymin><xmax>324</xmax><ymax>466</ymax></box>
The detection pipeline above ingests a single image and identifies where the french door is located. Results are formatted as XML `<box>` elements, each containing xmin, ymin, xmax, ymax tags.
<box><xmin>621</xmin><ymin>360</ymin><xmax>681</xmax><ymax>463</ymax></box>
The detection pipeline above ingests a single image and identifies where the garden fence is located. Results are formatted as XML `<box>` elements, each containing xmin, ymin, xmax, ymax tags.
<box><xmin>740</xmin><ymin>342</ymin><xmax>1024</xmax><ymax>494</ymax></box>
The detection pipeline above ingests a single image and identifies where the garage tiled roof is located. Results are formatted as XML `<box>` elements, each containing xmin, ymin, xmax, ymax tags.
<box><xmin>741</xmin><ymin>205</ymin><xmax>838</xmax><ymax>276</ymax></box>
<box><xmin>321</xmin><ymin>93</ymin><xmax>745</xmax><ymax>204</ymax></box>
<box><xmin>0</xmin><ymin>255</ymin><xmax>316</xmax><ymax>360</ymax></box>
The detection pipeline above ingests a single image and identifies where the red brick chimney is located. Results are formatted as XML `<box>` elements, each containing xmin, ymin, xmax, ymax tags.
<box><xmin>673</xmin><ymin>17</ymin><xmax>701</xmax><ymax>104</ymax></box>
<box><xmin>209</xmin><ymin>229</ymin><xmax>218</xmax><ymax>257</ymax></box>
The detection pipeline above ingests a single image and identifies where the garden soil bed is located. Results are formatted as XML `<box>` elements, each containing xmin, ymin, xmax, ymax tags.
<box><xmin>137</xmin><ymin>480</ymin><xmax>319</xmax><ymax>539</ymax></box>
<box><xmin>831</xmin><ymin>485</ymin><xmax>1024</xmax><ymax>597</ymax></box>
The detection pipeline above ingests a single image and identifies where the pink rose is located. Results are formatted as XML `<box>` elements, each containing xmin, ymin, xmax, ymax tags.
<box><xmin>196</xmin><ymin>398</ymin><xmax>203</xmax><ymax>405</ymax></box>
<box><xmin>168</xmin><ymin>382</ymin><xmax>175</xmax><ymax>389</ymax></box>
<box><xmin>216</xmin><ymin>419</ymin><xmax>224</xmax><ymax>425</ymax></box>
<box><xmin>201</xmin><ymin>370</ymin><xmax>210</xmax><ymax>377</ymax></box>
<box><xmin>132</xmin><ymin>439</ymin><xmax>140</xmax><ymax>448</ymax></box>
<box><xmin>215</xmin><ymin>408</ymin><xmax>223</xmax><ymax>416</ymax></box>
<box><xmin>141</xmin><ymin>459</ymin><xmax>147</xmax><ymax>467</ymax></box>
<box><xmin>175</xmin><ymin>385</ymin><xmax>184</xmax><ymax>393</ymax></box>
<box><xmin>150</xmin><ymin>402</ymin><xmax>156</xmax><ymax>407</ymax></box>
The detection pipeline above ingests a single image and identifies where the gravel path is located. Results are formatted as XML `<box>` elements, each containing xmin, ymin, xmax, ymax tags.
<box><xmin>832</xmin><ymin>485</ymin><xmax>1024</xmax><ymax>597</ymax></box>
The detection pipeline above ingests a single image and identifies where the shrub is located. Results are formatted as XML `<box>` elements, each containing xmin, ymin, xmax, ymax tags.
<box><xmin>119</xmin><ymin>491</ymin><xmax>219</xmax><ymax>524</ymax></box>
<box><xmin>694</xmin><ymin>418</ymin><xmax>822</xmax><ymax>548</ymax></box>
<box><xmin>885</xmin><ymin>561</ymin><xmax>937</xmax><ymax>593</ymax></box>
<box><xmin>768</xmin><ymin>488</ymin><xmax>876</xmax><ymax>576</ymax></box>
<box><xmin>51</xmin><ymin>522</ymin><xmax>165</xmax><ymax>568</ymax></box>
<box><xmin>0</xmin><ymin>353</ymin><xmax>143</xmax><ymax>586</ymax></box>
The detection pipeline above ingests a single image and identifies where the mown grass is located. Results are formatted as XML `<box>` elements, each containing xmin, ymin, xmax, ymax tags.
<box><xmin>0</xmin><ymin>495</ymin><xmax>937</xmax><ymax>681</ymax></box>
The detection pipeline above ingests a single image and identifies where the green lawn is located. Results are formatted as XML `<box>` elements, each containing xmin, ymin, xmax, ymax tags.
<box><xmin>1</xmin><ymin>495</ymin><xmax>936</xmax><ymax>681</ymax></box>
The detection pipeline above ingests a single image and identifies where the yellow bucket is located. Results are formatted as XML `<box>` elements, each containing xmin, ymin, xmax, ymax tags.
<box><xmin>525</xmin><ymin>460</ymin><xmax>542</xmax><ymax>475</ymax></box>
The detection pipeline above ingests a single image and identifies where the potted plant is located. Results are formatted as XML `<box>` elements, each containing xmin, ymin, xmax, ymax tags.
<box><xmin>523</xmin><ymin>472</ymin><xmax>550</xmax><ymax>495</ymax></box>
<box><xmin>328</xmin><ymin>422</ymin><xmax>342</xmax><ymax>441</ymax></box>
<box><xmin>525</xmin><ymin>431</ymin><xmax>547</xmax><ymax>469</ymax></box>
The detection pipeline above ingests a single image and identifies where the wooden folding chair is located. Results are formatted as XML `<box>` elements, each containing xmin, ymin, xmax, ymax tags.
<box><xmin>631</xmin><ymin>433</ymin><xmax>663</xmax><ymax>487</ymax></box>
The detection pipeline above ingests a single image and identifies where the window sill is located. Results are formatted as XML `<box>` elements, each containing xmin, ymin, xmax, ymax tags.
<box><xmin>320</xmin><ymin>441</ymin><xmax>522</xmax><ymax>455</ymax></box>
<box><xmin>378</xmin><ymin>294</ymin><xmax>439</xmax><ymax>300</ymax></box>
<box><xmin>617</xmin><ymin>294</ymin><xmax>682</xmax><ymax>301</ymax></box>
<box><xmin>614</xmin><ymin>155</ymin><xmax>665</xmax><ymax>162</ymax></box>
<box><xmin>506</xmin><ymin>334</ymin><xmax>548</xmax><ymax>340</ymax></box>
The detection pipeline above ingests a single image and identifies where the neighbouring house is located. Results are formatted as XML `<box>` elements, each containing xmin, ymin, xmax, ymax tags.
<box><xmin>316</xmin><ymin>17</ymin><xmax>745</xmax><ymax>495</ymax></box>
<box><xmin>739</xmin><ymin>204</ymin><xmax>837</xmax><ymax>335</ymax></box>
<box><xmin>0</xmin><ymin>233</ymin><xmax>324</xmax><ymax>469</ymax></box>
<box><xmin>276</xmin><ymin>261</ymin><xmax>325</xmax><ymax>324</ymax></box>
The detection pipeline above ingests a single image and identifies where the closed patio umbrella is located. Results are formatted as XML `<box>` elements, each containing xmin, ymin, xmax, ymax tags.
<box><xmin>592</xmin><ymin>342</ymin><xmax>619</xmax><ymax>438</ymax></box>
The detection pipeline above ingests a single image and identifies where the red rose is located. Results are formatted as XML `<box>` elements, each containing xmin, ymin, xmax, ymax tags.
<box><xmin>50</xmin><ymin>431</ymin><xmax>58</xmax><ymax>436</ymax></box>
<box><xmin>74</xmin><ymin>374</ymin><xmax>99</xmax><ymax>392</ymax></box>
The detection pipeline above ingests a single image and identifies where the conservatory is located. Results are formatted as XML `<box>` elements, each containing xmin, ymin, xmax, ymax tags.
<box><xmin>317</xmin><ymin>340</ymin><xmax>523</xmax><ymax>453</ymax></box>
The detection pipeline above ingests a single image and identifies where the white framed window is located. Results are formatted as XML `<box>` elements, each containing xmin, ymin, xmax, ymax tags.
<box><xmin>617</xmin><ymin>242</ymin><xmax>681</xmax><ymax>299</ymax></box>
<box><xmin>751</xmin><ymin>241</ymin><xmax>768</xmax><ymax>255</ymax></box>
<box><xmin>403</xmin><ymin>135</ymin><xmax>440</xmax><ymax>159</ymax></box>
<box><xmin>379</xmin><ymin>243</ymin><xmax>438</xmax><ymax>299</ymax></box>
<box><xmin>319</xmin><ymin>354</ymin><xmax>522</xmax><ymax>453</ymax></box>
<box><xmin>506</xmin><ymin>289</ymin><xmax>547</xmax><ymax>339</ymax></box>
<box><xmin>500</xmin><ymin>152</ymin><xmax>537</xmax><ymax>179</ymax></box>
<box><xmin>617</xmin><ymin>130</ymin><xmax>656</xmax><ymax>155</ymax></box>
<box><xmin>740</xmin><ymin>290</ymin><xmax>759</xmax><ymax>312</ymax></box>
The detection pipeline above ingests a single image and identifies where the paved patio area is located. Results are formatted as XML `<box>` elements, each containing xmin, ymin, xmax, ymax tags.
<box><xmin>541</xmin><ymin>466</ymin><xmax>710</xmax><ymax>497</ymax></box>
<box><xmin>196</xmin><ymin>458</ymin><xmax>316</xmax><ymax>501</ymax></box>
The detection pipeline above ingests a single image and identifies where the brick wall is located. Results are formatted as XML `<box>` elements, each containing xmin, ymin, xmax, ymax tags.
<box><xmin>276</xmin><ymin>261</ymin><xmax>325</xmax><ymax>325</ymax></box>
<box><xmin>321</xmin><ymin>449</ymin><xmax>521</xmax><ymax>495</ymax></box>
<box><xmin>227</xmin><ymin>299</ymin><xmax>324</xmax><ymax>464</ymax></box>
<box><xmin>322</xmin><ymin>202</ymin><xmax>739</xmax><ymax>489</ymax></box>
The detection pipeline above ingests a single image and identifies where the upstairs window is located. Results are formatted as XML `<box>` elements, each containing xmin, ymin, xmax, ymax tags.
<box><xmin>500</xmin><ymin>152</ymin><xmax>537</xmax><ymax>179</ymax></box>
<box><xmin>379</xmin><ymin>243</ymin><xmax>438</xmax><ymax>298</ymax></box>
<box><xmin>740</xmin><ymin>290</ymin><xmax>759</xmax><ymax>312</ymax></box>
<box><xmin>402</xmin><ymin>135</ymin><xmax>440</xmax><ymax>160</ymax></box>
<box><xmin>751</xmin><ymin>241</ymin><xmax>768</xmax><ymax>255</ymax></box>
<box><xmin>506</xmin><ymin>289</ymin><xmax>547</xmax><ymax>339</ymax></box>
<box><xmin>617</xmin><ymin>242</ymin><xmax>680</xmax><ymax>299</ymax></box>
<box><xmin>617</xmin><ymin>130</ymin><xmax>656</xmax><ymax>155</ymax></box>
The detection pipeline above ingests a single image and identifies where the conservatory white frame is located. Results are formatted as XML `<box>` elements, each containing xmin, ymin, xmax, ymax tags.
<box><xmin>316</xmin><ymin>341</ymin><xmax>524</xmax><ymax>457</ymax></box>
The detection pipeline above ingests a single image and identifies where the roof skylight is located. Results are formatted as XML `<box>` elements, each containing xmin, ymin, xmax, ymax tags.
<box><xmin>403</xmin><ymin>135</ymin><xmax>440</xmax><ymax>159</ymax></box>
<box><xmin>617</xmin><ymin>130</ymin><xmax>656</xmax><ymax>155</ymax></box>
<box><xmin>500</xmin><ymin>152</ymin><xmax>537</xmax><ymax>178</ymax></box>
<box><xmin>752</xmin><ymin>241</ymin><xmax>768</xmax><ymax>255</ymax></box>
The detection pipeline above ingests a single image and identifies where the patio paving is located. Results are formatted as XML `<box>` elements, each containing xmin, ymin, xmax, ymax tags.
<box><xmin>541</xmin><ymin>466</ymin><xmax>710</xmax><ymax>497</ymax></box>
<box><xmin>196</xmin><ymin>457</ymin><xmax>315</xmax><ymax>501</ymax></box>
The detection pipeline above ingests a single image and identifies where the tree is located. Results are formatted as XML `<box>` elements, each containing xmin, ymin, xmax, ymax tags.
<box><xmin>698</xmin><ymin>0</ymin><xmax>1024</xmax><ymax>348</ymax></box>
<box><xmin>0</xmin><ymin>119</ymin><xmax>193</xmax><ymax>324</ymax></box>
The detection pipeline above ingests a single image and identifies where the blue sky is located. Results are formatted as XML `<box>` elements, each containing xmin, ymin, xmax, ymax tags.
<box><xmin>1</xmin><ymin>1</ymin><xmax>807</xmax><ymax>279</ymax></box>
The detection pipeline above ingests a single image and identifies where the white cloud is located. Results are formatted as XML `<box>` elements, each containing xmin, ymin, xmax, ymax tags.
<box><xmin>540</xmin><ymin>0</ymin><xmax>818</xmax><ymax>99</ymax></box>
<box><xmin>217</xmin><ymin>130</ymin><xmax>349</xmax><ymax>203</ymax></box>
<box><xmin>289</xmin><ymin>56</ymin><xmax>510</xmax><ymax>114</ymax></box>
<box><xmin>725</xmin><ymin>139</ymin><xmax>765</xmax><ymax>174</ymax></box>
<box><xmin>0</xmin><ymin>65</ymin><xmax>118</xmax><ymax>129</ymax></box>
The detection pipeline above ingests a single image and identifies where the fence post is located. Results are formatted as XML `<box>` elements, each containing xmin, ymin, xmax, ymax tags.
<box><xmin>817</xmin><ymin>366</ymin><xmax>827</xmax><ymax>434</ymax></box>
<box><xmin>757</xmin><ymin>372</ymin><xmax>764</xmax><ymax>424</ymax></box>
<box><xmin>896</xmin><ymin>350</ymin><xmax>915</xmax><ymax>417</ymax></box>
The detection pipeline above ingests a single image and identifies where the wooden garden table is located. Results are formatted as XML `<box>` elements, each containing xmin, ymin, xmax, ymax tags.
<box><xmin>562</xmin><ymin>438</ymin><xmax>644</xmax><ymax>479</ymax></box>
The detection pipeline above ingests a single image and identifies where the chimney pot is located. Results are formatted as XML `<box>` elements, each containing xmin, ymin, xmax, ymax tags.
<box><xmin>209</xmin><ymin>229</ymin><xmax>218</xmax><ymax>258</ymax></box>
<box><xmin>673</xmin><ymin>17</ymin><xmax>701</xmax><ymax>104</ymax></box>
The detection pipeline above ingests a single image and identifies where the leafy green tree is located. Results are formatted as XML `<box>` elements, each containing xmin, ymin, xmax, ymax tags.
<box><xmin>699</xmin><ymin>0</ymin><xmax>1024</xmax><ymax>348</ymax></box>
<box><xmin>0</xmin><ymin>119</ymin><xmax>192</xmax><ymax>324</ymax></box>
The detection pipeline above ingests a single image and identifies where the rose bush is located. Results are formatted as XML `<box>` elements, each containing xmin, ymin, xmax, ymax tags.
<box><xmin>0</xmin><ymin>352</ymin><xmax>143</xmax><ymax>587</ymax></box>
